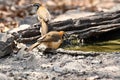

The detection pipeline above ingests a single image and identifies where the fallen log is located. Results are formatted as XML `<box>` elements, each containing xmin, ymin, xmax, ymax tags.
<box><xmin>11</xmin><ymin>10</ymin><xmax>120</xmax><ymax>43</ymax></box>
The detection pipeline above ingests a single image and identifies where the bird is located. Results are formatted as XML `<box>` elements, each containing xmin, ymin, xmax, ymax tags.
<box><xmin>33</xmin><ymin>3</ymin><xmax>51</xmax><ymax>36</ymax></box>
<box><xmin>26</xmin><ymin>31</ymin><xmax>65</xmax><ymax>51</ymax></box>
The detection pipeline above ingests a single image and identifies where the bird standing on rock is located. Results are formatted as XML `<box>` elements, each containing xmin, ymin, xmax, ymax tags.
<box><xmin>26</xmin><ymin>31</ymin><xmax>65</xmax><ymax>51</ymax></box>
<box><xmin>33</xmin><ymin>3</ymin><xmax>51</xmax><ymax>36</ymax></box>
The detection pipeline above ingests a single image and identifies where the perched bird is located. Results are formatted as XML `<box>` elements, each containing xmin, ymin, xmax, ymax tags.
<box><xmin>33</xmin><ymin>3</ymin><xmax>51</xmax><ymax>36</ymax></box>
<box><xmin>26</xmin><ymin>31</ymin><xmax>65</xmax><ymax>51</ymax></box>
<box><xmin>33</xmin><ymin>3</ymin><xmax>51</xmax><ymax>22</ymax></box>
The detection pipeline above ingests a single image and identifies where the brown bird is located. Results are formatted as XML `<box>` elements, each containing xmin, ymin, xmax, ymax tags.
<box><xmin>33</xmin><ymin>3</ymin><xmax>51</xmax><ymax>36</ymax></box>
<box><xmin>26</xmin><ymin>31</ymin><xmax>65</xmax><ymax>51</ymax></box>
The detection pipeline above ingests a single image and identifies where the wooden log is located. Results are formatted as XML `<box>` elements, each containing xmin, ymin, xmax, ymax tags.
<box><xmin>12</xmin><ymin>10</ymin><xmax>120</xmax><ymax>43</ymax></box>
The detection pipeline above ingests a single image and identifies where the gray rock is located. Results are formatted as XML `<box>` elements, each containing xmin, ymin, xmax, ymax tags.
<box><xmin>53</xmin><ymin>66</ymin><xmax>68</xmax><ymax>74</ymax></box>
<box><xmin>17</xmin><ymin>47</ymin><xmax>29</xmax><ymax>60</ymax></box>
<box><xmin>76</xmin><ymin>56</ymin><xmax>85</xmax><ymax>59</ymax></box>
<box><xmin>91</xmin><ymin>60</ymin><xmax>102</xmax><ymax>64</ymax></box>
<box><xmin>8</xmin><ymin>24</ymin><xmax>31</xmax><ymax>34</ymax></box>
<box><xmin>0</xmin><ymin>33</ymin><xmax>13</xmax><ymax>42</ymax></box>
<box><xmin>0</xmin><ymin>73</ymin><xmax>10</xmax><ymax>80</ymax></box>
<box><xmin>0</xmin><ymin>41</ymin><xmax>12</xmax><ymax>58</ymax></box>
<box><xmin>86</xmin><ymin>75</ymin><xmax>100</xmax><ymax>80</ymax></box>
<box><xmin>0</xmin><ymin>33</ymin><xmax>14</xmax><ymax>58</ymax></box>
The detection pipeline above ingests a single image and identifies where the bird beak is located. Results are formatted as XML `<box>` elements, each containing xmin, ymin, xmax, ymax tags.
<box><xmin>63</xmin><ymin>32</ymin><xmax>72</xmax><ymax>45</ymax></box>
<box><xmin>63</xmin><ymin>32</ymin><xmax>69</xmax><ymax>39</ymax></box>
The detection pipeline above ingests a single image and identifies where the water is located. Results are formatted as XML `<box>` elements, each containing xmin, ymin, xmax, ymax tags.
<box><xmin>64</xmin><ymin>39</ymin><xmax>120</xmax><ymax>52</ymax></box>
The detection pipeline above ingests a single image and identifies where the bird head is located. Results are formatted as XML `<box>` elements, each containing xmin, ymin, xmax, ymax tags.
<box><xmin>33</xmin><ymin>3</ymin><xmax>41</xmax><ymax>9</ymax></box>
<box><xmin>59</xmin><ymin>31</ymin><xmax>65</xmax><ymax>38</ymax></box>
<box><xmin>59</xmin><ymin>31</ymin><xmax>69</xmax><ymax>39</ymax></box>
<box><xmin>59</xmin><ymin>31</ymin><xmax>71</xmax><ymax>45</ymax></box>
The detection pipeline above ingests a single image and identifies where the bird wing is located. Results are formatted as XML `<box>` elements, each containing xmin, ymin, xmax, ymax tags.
<box><xmin>37</xmin><ymin>32</ymin><xmax>61</xmax><ymax>42</ymax></box>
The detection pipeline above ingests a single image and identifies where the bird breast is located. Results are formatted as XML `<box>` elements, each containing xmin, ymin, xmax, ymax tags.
<box><xmin>39</xmin><ymin>39</ymin><xmax>63</xmax><ymax>49</ymax></box>
<box><xmin>37</xmin><ymin>6</ymin><xmax>51</xmax><ymax>22</ymax></box>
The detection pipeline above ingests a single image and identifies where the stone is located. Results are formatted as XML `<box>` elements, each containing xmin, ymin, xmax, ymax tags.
<box><xmin>0</xmin><ymin>41</ymin><xmax>12</xmax><ymax>58</ymax></box>
<box><xmin>77</xmin><ymin>56</ymin><xmax>85</xmax><ymax>59</ymax></box>
<box><xmin>91</xmin><ymin>60</ymin><xmax>102</xmax><ymax>64</ymax></box>
<box><xmin>8</xmin><ymin>24</ymin><xmax>31</xmax><ymax>34</ymax></box>
<box><xmin>0</xmin><ymin>73</ymin><xmax>10</xmax><ymax>80</ymax></box>
<box><xmin>16</xmin><ymin>47</ymin><xmax>29</xmax><ymax>60</ymax></box>
<box><xmin>0</xmin><ymin>33</ymin><xmax>14</xmax><ymax>58</ymax></box>
<box><xmin>86</xmin><ymin>75</ymin><xmax>100</xmax><ymax>80</ymax></box>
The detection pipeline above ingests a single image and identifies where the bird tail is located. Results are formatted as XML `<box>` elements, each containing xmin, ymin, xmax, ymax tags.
<box><xmin>26</xmin><ymin>42</ymin><xmax>40</xmax><ymax>51</ymax></box>
<box><xmin>40</xmin><ymin>19</ymin><xmax>48</xmax><ymax>36</ymax></box>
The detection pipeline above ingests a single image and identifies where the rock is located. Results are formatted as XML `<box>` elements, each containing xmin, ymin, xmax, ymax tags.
<box><xmin>16</xmin><ymin>47</ymin><xmax>29</xmax><ymax>60</ymax></box>
<box><xmin>76</xmin><ymin>56</ymin><xmax>85</xmax><ymax>59</ymax></box>
<box><xmin>0</xmin><ymin>41</ymin><xmax>12</xmax><ymax>58</ymax></box>
<box><xmin>0</xmin><ymin>73</ymin><xmax>10</xmax><ymax>80</ymax></box>
<box><xmin>98</xmin><ymin>66</ymin><xmax>120</xmax><ymax>73</ymax></box>
<box><xmin>8</xmin><ymin>24</ymin><xmax>31</xmax><ymax>34</ymax></box>
<box><xmin>27</xmin><ymin>72</ymin><xmax>49</xmax><ymax>80</ymax></box>
<box><xmin>0</xmin><ymin>33</ymin><xmax>13</xmax><ymax>42</ymax></box>
<box><xmin>0</xmin><ymin>33</ymin><xmax>14</xmax><ymax>58</ymax></box>
<box><xmin>86</xmin><ymin>75</ymin><xmax>100</xmax><ymax>80</ymax></box>
<box><xmin>62</xmin><ymin>60</ymin><xmax>83</xmax><ymax>71</ymax></box>
<box><xmin>7</xmin><ymin>72</ymin><xmax>14</xmax><ymax>77</ymax></box>
<box><xmin>41</xmin><ymin>64</ymin><xmax>52</xmax><ymax>69</ymax></box>
<box><xmin>53</xmin><ymin>66</ymin><xmax>65</xmax><ymax>73</ymax></box>
<box><xmin>91</xmin><ymin>60</ymin><xmax>102</xmax><ymax>64</ymax></box>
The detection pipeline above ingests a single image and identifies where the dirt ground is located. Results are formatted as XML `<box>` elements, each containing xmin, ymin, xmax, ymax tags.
<box><xmin>0</xmin><ymin>48</ymin><xmax>119</xmax><ymax>80</ymax></box>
